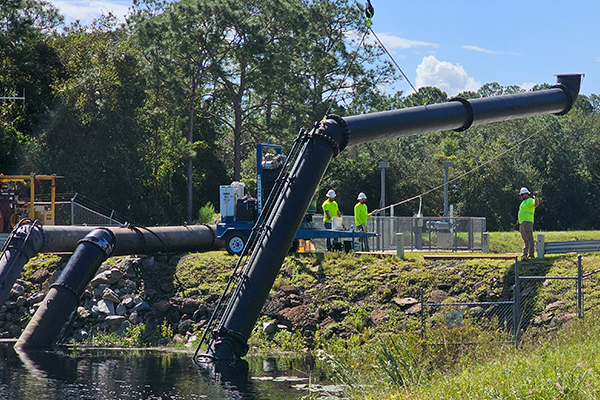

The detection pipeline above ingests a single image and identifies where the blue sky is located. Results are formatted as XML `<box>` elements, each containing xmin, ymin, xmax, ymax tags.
<box><xmin>47</xmin><ymin>0</ymin><xmax>597</xmax><ymax>96</ymax></box>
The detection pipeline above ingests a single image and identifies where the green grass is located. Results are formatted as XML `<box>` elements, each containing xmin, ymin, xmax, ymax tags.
<box><xmin>490</xmin><ymin>230</ymin><xmax>600</xmax><ymax>254</ymax></box>
<box><xmin>362</xmin><ymin>312</ymin><xmax>600</xmax><ymax>399</ymax></box>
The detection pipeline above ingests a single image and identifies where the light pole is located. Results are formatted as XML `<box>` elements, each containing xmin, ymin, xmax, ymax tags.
<box><xmin>442</xmin><ymin>161</ymin><xmax>453</xmax><ymax>217</ymax></box>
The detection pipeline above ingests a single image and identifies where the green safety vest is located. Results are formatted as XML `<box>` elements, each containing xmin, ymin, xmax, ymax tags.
<box><xmin>518</xmin><ymin>197</ymin><xmax>535</xmax><ymax>224</ymax></box>
<box><xmin>322</xmin><ymin>200</ymin><xmax>339</xmax><ymax>223</ymax></box>
<box><xmin>354</xmin><ymin>202</ymin><xmax>369</xmax><ymax>226</ymax></box>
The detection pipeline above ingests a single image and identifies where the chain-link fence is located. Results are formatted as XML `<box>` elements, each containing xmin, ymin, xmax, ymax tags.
<box><xmin>419</xmin><ymin>255</ymin><xmax>596</xmax><ymax>347</ymax></box>
<box><xmin>310</xmin><ymin>215</ymin><xmax>486</xmax><ymax>252</ymax></box>
<box><xmin>53</xmin><ymin>193</ymin><xmax>129</xmax><ymax>226</ymax></box>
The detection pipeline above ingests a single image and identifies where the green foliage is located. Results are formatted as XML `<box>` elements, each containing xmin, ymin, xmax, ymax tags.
<box><xmin>159</xmin><ymin>320</ymin><xmax>173</xmax><ymax>339</ymax></box>
<box><xmin>375</xmin><ymin>336</ymin><xmax>429</xmax><ymax>390</ymax></box>
<box><xmin>197</xmin><ymin>202</ymin><xmax>217</xmax><ymax>224</ymax></box>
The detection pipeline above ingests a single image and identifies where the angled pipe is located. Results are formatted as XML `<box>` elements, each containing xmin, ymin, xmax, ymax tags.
<box><xmin>203</xmin><ymin>74</ymin><xmax>582</xmax><ymax>361</ymax></box>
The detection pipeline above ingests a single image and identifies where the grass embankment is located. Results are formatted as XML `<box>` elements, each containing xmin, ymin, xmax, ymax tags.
<box><xmin>23</xmin><ymin>230</ymin><xmax>600</xmax><ymax>398</ymax></box>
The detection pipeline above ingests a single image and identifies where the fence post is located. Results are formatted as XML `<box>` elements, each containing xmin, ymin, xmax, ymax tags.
<box><xmin>482</xmin><ymin>232</ymin><xmax>490</xmax><ymax>253</ymax></box>
<box><xmin>536</xmin><ymin>234</ymin><xmax>545</xmax><ymax>259</ymax></box>
<box><xmin>420</xmin><ymin>287</ymin><xmax>425</xmax><ymax>339</ymax></box>
<box><xmin>513</xmin><ymin>256</ymin><xmax>521</xmax><ymax>348</ymax></box>
<box><xmin>396</xmin><ymin>233</ymin><xmax>404</xmax><ymax>258</ymax></box>
<box><xmin>577</xmin><ymin>254</ymin><xmax>583</xmax><ymax>319</ymax></box>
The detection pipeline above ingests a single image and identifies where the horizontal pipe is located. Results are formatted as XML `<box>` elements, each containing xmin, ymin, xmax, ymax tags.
<box><xmin>343</xmin><ymin>74</ymin><xmax>582</xmax><ymax>146</ymax></box>
<box><xmin>39</xmin><ymin>224</ymin><xmax>216</xmax><ymax>255</ymax></box>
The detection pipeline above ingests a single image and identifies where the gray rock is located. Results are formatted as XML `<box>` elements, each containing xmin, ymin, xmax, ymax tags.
<box><xmin>121</xmin><ymin>296</ymin><xmax>135</xmax><ymax>308</ymax></box>
<box><xmin>97</xmin><ymin>299</ymin><xmax>115</xmax><ymax>315</ymax></box>
<box><xmin>15</xmin><ymin>296</ymin><xmax>27</xmax><ymax>307</ymax></box>
<box><xmin>77</xmin><ymin>306</ymin><xmax>91</xmax><ymax>319</ymax></box>
<box><xmin>129</xmin><ymin>312</ymin><xmax>141</xmax><ymax>325</ymax></box>
<box><xmin>405</xmin><ymin>303</ymin><xmax>422</xmax><ymax>315</ymax></box>
<box><xmin>27</xmin><ymin>293</ymin><xmax>44</xmax><ymax>304</ymax></box>
<box><xmin>102</xmin><ymin>288</ymin><xmax>120</xmax><ymax>304</ymax></box>
<box><xmin>131</xmin><ymin>301</ymin><xmax>149</xmax><ymax>313</ymax></box>
<box><xmin>153</xmin><ymin>300</ymin><xmax>171</xmax><ymax>313</ymax></box>
<box><xmin>115</xmin><ymin>303</ymin><xmax>127</xmax><ymax>316</ymax></box>
<box><xmin>393</xmin><ymin>297</ymin><xmax>418</xmax><ymax>308</ymax></box>
<box><xmin>118</xmin><ymin>320</ymin><xmax>132</xmax><ymax>334</ymax></box>
<box><xmin>263</xmin><ymin>321</ymin><xmax>277</xmax><ymax>334</ymax></box>
<box><xmin>11</xmin><ymin>283</ymin><xmax>25</xmax><ymax>297</ymax></box>
<box><xmin>141</xmin><ymin>256</ymin><xmax>155</xmax><ymax>268</ymax></box>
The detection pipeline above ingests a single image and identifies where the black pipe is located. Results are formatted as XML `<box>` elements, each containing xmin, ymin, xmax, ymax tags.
<box><xmin>38</xmin><ymin>224</ymin><xmax>216</xmax><ymax>255</ymax></box>
<box><xmin>205</xmin><ymin>119</ymin><xmax>349</xmax><ymax>360</ymax></box>
<box><xmin>0</xmin><ymin>223</ymin><xmax>44</xmax><ymax>305</ymax></box>
<box><xmin>0</xmin><ymin>223</ymin><xmax>216</xmax><ymax>309</ymax></box>
<box><xmin>204</xmin><ymin>74</ymin><xmax>582</xmax><ymax>361</ymax></box>
<box><xmin>15</xmin><ymin>228</ymin><xmax>116</xmax><ymax>350</ymax></box>
<box><xmin>343</xmin><ymin>74</ymin><xmax>582</xmax><ymax>146</ymax></box>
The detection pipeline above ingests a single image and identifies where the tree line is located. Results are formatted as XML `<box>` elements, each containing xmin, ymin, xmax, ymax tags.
<box><xmin>1</xmin><ymin>0</ymin><xmax>599</xmax><ymax>231</ymax></box>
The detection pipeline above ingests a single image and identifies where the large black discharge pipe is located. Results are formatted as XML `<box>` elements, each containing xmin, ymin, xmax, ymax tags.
<box><xmin>15</xmin><ymin>228</ymin><xmax>116</xmax><ymax>349</ymax></box>
<box><xmin>0</xmin><ymin>224</ymin><xmax>215</xmax><ymax>307</ymax></box>
<box><xmin>205</xmin><ymin>74</ymin><xmax>582</xmax><ymax>361</ymax></box>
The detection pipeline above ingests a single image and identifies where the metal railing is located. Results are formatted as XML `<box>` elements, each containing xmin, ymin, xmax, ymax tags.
<box><xmin>537</xmin><ymin>234</ymin><xmax>600</xmax><ymax>258</ymax></box>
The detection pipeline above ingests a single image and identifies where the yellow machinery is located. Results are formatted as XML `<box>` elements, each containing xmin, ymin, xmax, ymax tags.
<box><xmin>0</xmin><ymin>174</ymin><xmax>57</xmax><ymax>232</ymax></box>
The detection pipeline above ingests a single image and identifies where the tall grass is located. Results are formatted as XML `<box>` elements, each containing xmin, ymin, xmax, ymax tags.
<box><xmin>339</xmin><ymin>311</ymin><xmax>600</xmax><ymax>399</ymax></box>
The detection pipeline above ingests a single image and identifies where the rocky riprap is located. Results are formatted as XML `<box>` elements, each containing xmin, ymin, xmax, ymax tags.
<box><xmin>0</xmin><ymin>254</ymin><xmax>581</xmax><ymax>347</ymax></box>
<box><xmin>0</xmin><ymin>255</ymin><xmax>214</xmax><ymax>347</ymax></box>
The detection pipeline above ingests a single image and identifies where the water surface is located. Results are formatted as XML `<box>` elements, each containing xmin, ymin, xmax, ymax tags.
<box><xmin>0</xmin><ymin>341</ymin><xmax>336</xmax><ymax>399</ymax></box>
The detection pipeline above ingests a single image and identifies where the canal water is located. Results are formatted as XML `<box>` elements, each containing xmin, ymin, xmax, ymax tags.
<box><xmin>0</xmin><ymin>341</ymin><xmax>341</xmax><ymax>399</ymax></box>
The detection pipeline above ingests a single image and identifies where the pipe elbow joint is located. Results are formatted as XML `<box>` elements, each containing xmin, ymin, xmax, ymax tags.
<box><xmin>311</xmin><ymin>115</ymin><xmax>351</xmax><ymax>157</ymax></box>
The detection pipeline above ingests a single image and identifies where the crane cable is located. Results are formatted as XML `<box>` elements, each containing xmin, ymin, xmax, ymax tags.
<box><xmin>324</xmin><ymin>0</ymin><xmax>422</xmax><ymax>118</ymax></box>
<box><xmin>374</xmin><ymin>119</ymin><xmax>553</xmax><ymax>214</ymax></box>
<box><xmin>364</xmin><ymin>0</ymin><xmax>422</xmax><ymax>103</ymax></box>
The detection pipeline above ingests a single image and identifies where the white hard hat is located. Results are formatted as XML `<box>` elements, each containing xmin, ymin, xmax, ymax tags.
<box><xmin>357</xmin><ymin>192</ymin><xmax>367</xmax><ymax>200</ymax></box>
<box><xmin>519</xmin><ymin>187</ymin><xmax>530</xmax><ymax>195</ymax></box>
<box><xmin>326</xmin><ymin>189</ymin><xmax>336</xmax><ymax>198</ymax></box>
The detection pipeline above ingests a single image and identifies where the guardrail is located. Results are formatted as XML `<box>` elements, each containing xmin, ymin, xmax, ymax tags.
<box><xmin>537</xmin><ymin>234</ymin><xmax>600</xmax><ymax>258</ymax></box>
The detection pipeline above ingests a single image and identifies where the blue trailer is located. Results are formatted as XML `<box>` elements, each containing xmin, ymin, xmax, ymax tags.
<box><xmin>217</xmin><ymin>143</ymin><xmax>375</xmax><ymax>255</ymax></box>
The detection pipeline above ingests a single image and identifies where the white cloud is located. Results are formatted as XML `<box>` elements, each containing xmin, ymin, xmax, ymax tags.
<box><xmin>463</xmin><ymin>45</ymin><xmax>500</xmax><ymax>55</ymax></box>
<box><xmin>370</xmin><ymin>32</ymin><xmax>438</xmax><ymax>50</ymax></box>
<box><xmin>47</xmin><ymin>1</ymin><xmax>132</xmax><ymax>24</ymax></box>
<box><xmin>463</xmin><ymin>45</ymin><xmax>520</xmax><ymax>57</ymax></box>
<box><xmin>415</xmin><ymin>55</ymin><xmax>480</xmax><ymax>96</ymax></box>
<box><xmin>596</xmin><ymin>56</ymin><xmax>600</xmax><ymax>63</ymax></box>
<box><xmin>520</xmin><ymin>82</ymin><xmax>537</xmax><ymax>91</ymax></box>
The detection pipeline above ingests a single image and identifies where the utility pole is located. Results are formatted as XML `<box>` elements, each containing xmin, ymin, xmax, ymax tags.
<box><xmin>442</xmin><ymin>161</ymin><xmax>453</xmax><ymax>217</ymax></box>
<box><xmin>379</xmin><ymin>161</ymin><xmax>389</xmax><ymax>215</ymax></box>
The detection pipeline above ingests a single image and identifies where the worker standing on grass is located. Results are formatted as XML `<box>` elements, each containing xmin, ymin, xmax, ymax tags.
<box><xmin>322</xmin><ymin>189</ymin><xmax>341</xmax><ymax>250</ymax></box>
<box><xmin>518</xmin><ymin>187</ymin><xmax>539</xmax><ymax>258</ymax></box>
<box><xmin>354</xmin><ymin>192</ymin><xmax>376</xmax><ymax>251</ymax></box>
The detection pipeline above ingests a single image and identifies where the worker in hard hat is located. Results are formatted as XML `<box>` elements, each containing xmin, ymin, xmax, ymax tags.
<box><xmin>518</xmin><ymin>187</ymin><xmax>539</xmax><ymax>258</ymax></box>
<box><xmin>322</xmin><ymin>189</ymin><xmax>341</xmax><ymax>250</ymax></box>
<box><xmin>354</xmin><ymin>192</ymin><xmax>377</xmax><ymax>251</ymax></box>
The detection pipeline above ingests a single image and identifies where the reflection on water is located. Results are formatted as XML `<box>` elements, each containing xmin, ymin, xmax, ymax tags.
<box><xmin>0</xmin><ymin>341</ymin><xmax>336</xmax><ymax>399</ymax></box>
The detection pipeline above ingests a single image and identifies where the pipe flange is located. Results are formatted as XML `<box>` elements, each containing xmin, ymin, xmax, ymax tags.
<box><xmin>200</xmin><ymin>223</ymin><xmax>216</xmax><ymax>248</ymax></box>
<box><xmin>449</xmin><ymin>97</ymin><xmax>474</xmax><ymax>132</ymax></box>
<box><xmin>77</xmin><ymin>228</ymin><xmax>116</xmax><ymax>257</ymax></box>
<box><xmin>326</xmin><ymin>114</ymin><xmax>350</xmax><ymax>152</ymax></box>
<box><xmin>550</xmin><ymin>84</ymin><xmax>574</xmax><ymax>116</ymax></box>
<box><xmin>311</xmin><ymin>128</ymin><xmax>342</xmax><ymax>157</ymax></box>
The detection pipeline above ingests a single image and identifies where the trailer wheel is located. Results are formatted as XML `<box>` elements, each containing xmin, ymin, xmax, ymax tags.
<box><xmin>224</xmin><ymin>232</ymin><xmax>248</xmax><ymax>256</ymax></box>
